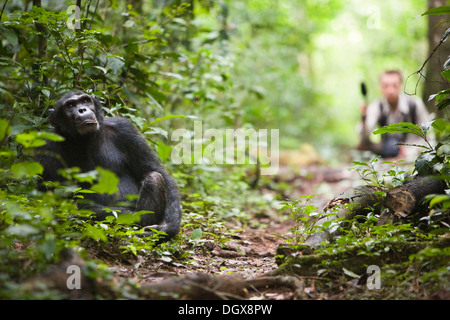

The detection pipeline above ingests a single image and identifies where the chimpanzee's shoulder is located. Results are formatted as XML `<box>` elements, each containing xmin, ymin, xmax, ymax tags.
<box><xmin>104</xmin><ymin>117</ymin><xmax>137</xmax><ymax>131</ymax></box>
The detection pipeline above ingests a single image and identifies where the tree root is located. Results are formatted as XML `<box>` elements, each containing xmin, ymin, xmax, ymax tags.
<box><xmin>275</xmin><ymin>236</ymin><xmax>450</xmax><ymax>277</ymax></box>
<box><xmin>245</xmin><ymin>275</ymin><xmax>306</xmax><ymax>299</ymax></box>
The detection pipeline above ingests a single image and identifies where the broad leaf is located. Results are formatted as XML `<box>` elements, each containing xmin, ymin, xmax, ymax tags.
<box><xmin>436</xmin><ymin>98</ymin><xmax>450</xmax><ymax>110</ymax></box>
<box><xmin>91</xmin><ymin>167</ymin><xmax>119</xmax><ymax>195</ymax></box>
<box><xmin>116</xmin><ymin>213</ymin><xmax>142</xmax><ymax>225</ymax></box>
<box><xmin>5</xmin><ymin>224</ymin><xmax>39</xmax><ymax>237</ymax></box>
<box><xmin>82</xmin><ymin>224</ymin><xmax>107</xmax><ymax>242</ymax></box>
<box><xmin>415</xmin><ymin>152</ymin><xmax>436</xmax><ymax>175</ymax></box>
<box><xmin>432</xmin><ymin>118</ymin><xmax>446</xmax><ymax>132</ymax></box>
<box><xmin>373</xmin><ymin>122</ymin><xmax>423</xmax><ymax>138</ymax></box>
<box><xmin>16</xmin><ymin>131</ymin><xmax>64</xmax><ymax>148</ymax></box>
<box><xmin>422</xmin><ymin>6</ymin><xmax>450</xmax><ymax>16</ymax></box>
<box><xmin>0</xmin><ymin>118</ymin><xmax>11</xmax><ymax>141</ymax></box>
<box><xmin>11</xmin><ymin>161</ymin><xmax>43</xmax><ymax>178</ymax></box>
<box><xmin>148</xmin><ymin>114</ymin><xmax>187</xmax><ymax>125</ymax></box>
<box><xmin>190</xmin><ymin>228</ymin><xmax>203</xmax><ymax>240</ymax></box>
<box><xmin>441</xmin><ymin>69</ymin><xmax>450</xmax><ymax>82</ymax></box>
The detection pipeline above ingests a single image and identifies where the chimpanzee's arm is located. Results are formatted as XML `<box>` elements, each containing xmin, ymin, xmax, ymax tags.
<box><xmin>108</xmin><ymin>117</ymin><xmax>182</xmax><ymax>239</ymax></box>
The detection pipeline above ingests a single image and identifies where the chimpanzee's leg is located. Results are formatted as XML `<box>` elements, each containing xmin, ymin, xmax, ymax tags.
<box><xmin>135</xmin><ymin>171</ymin><xmax>167</xmax><ymax>227</ymax></box>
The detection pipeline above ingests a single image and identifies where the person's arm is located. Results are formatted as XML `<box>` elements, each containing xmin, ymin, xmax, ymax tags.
<box><xmin>361</xmin><ymin>100</ymin><xmax>381</xmax><ymax>139</ymax></box>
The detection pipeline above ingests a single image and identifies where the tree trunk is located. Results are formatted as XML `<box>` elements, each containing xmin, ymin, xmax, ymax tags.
<box><xmin>422</xmin><ymin>0</ymin><xmax>450</xmax><ymax>117</ymax></box>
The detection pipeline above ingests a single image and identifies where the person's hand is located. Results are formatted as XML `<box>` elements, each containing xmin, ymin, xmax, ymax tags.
<box><xmin>398</xmin><ymin>145</ymin><xmax>406</xmax><ymax>158</ymax></box>
<box><xmin>360</xmin><ymin>103</ymin><xmax>369</xmax><ymax>117</ymax></box>
<box><xmin>360</xmin><ymin>103</ymin><xmax>369</xmax><ymax>124</ymax></box>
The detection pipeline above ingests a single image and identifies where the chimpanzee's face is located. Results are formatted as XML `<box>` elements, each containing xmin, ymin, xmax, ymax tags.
<box><xmin>62</xmin><ymin>93</ymin><xmax>99</xmax><ymax>135</ymax></box>
<box><xmin>51</xmin><ymin>92</ymin><xmax>102</xmax><ymax>137</ymax></box>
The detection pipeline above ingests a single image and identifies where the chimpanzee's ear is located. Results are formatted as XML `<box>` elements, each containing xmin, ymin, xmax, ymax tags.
<box><xmin>48</xmin><ymin>106</ymin><xmax>57</xmax><ymax>126</ymax></box>
<box><xmin>91</xmin><ymin>94</ymin><xmax>100</xmax><ymax>104</ymax></box>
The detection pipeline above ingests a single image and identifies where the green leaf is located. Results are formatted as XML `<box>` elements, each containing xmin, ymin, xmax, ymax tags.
<box><xmin>190</xmin><ymin>228</ymin><xmax>203</xmax><ymax>240</ymax></box>
<box><xmin>373</xmin><ymin>122</ymin><xmax>423</xmax><ymax>137</ymax></box>
<box><xmin>126</xmin><ymin>244</ymin><xmax>137</xmax><ymax>256</ymax></box>
<box><xmin>415</xmin><ymin>152</ymin><xmax>436</xmax><ymax>175</ymax></box>
<box><xmin>5</xmin><ymin>224</ymin><xmax>39</xmax><ymax>237</ymax></box>
<box><xmin>147</xmin><ymin>87</ymin><xmax>168</xmax><ymax>104</ymax></box>
<box><xmin>156</xmin><ymin>141</ymin><xmax>172</xmax><ymax>162</ymax></box>
<box><xmin>422</xmin><ymin>6</ymin><xmax>450</xmax><ymax>16</ymax></box>
<box><xmin>148</xmin><ymin>114</ymin><xmax>186</xmax><ymax>125</ymax></box>
<box><xmin>441</xmin><ymin>69</ymin><xmax>450</xmax><ymax>82</ymax></box>
<box><xmin>82</xmin><ymin>224</ymin><xmax>107</xmax><ymax>242</ymax></box>
<box><xmin>3</xmin><ymin>28</ymin><xmax>18</xmax><ymax>46</ymax></box>
<box><xmin>352</xmin><ymin>161</ymin><xmax>370</xmax><ymax>167</ymax></box>
<box><xmin>116</xmin><ymin>213</ymin><xmax>142</xmax><ymax>225</ymax></box>
<box><xmin>342</xmin><ymin>267</ymin><xmax>360</xmax><ymax>279</ymax></box>
<box><xmin>0</xmin><ymin>118</ymin><xmax>11</xmax><ymax>141</ymax></box>
<box><xmin>74</xmin><ymin>170</ymin><xmax>97</xmax><ymax>184</ymax></box>
<box><xmin>16</xmin><ymin>131</ymin><xmax>64</xmax><ymax>148</ymax></box>
<box><xmin>16</xmin><ymin>132</ymin><xmax>46</xmax><ymax>148</ymax></box>
<box><xmin>432</xmin><ymin>118</ymin><xmax>446</xmax><ymax>132</ymax></box>
<box><xmin>144</xmin><ymin>126</ymin><xmax>168</xmax><ymax>139</ymax></box>
<box><xmin>37</xmin><ymin>132</ymin><xmax>65</xmax><ymax>142</ymax></box>
<box><xmin>428</xmin><ymin>194</ymin><xmax>450</xmax><ymax>208</ymax></box>
<box><xmin>429</xmin><ymin>89</ymin><xmax>450</xmax><ymax>102</ymax></box>
<box><xmin>123</xmin><ymin>20</ymin><xmax>135</xmax><ymax>28</ymax></box>
<box><xmin>107</xmin><ymin>55</ymin><xmax>125</xmax><ymax>75</ymax></box>
<box><xmin>11</xmin><ymin>161</ymin><xmax>43</xmax><ymax>178</ymax></box>
<box><xmin>91</xmin><ymin>167</ymin><xmax>119</xmax><ymax>195</ymax></box>
<box><xmin>94</xmin><ymin>66</ymin><xmax>107</xmax><ymax>74</ymax></box>
<box><xmin>436</xmin><ymin>98</ymin><xmax>450</xmax><ymax>110</ymax></box>
<box><xmin>77</xmin><ymin>189</ymin><xmax>96</xmax><ymax>194</ymax></box>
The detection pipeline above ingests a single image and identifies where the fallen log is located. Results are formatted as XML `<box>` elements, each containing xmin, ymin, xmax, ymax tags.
<box><xmin>304</xmin><ymin>185</ymin><xmax>383</xmax><ymax>247</ymax></box>
<box><xmin>385</xmin><ymin>176</ymin><xmax>446</xmax><ymax>218</ymax></box>
<box><xmin>303</xmin><ymin>175</ymin><xmax>446</xmax><ymax>247</ymax></box>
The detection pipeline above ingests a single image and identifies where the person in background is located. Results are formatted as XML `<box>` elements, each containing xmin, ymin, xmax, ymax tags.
<box><xmin>358</xmin><ymin>70</ymin><xmax>431</xmax><ymax>160</ymax></box>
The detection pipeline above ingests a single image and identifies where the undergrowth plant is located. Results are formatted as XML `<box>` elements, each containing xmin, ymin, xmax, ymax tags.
<box><xmin>281</xmin><ymin>117</ymin><xmax>450</xmax><ymax>257</ymax></box>
<box><xmin>279</xmin><ymin>195</ymin><xmax>350</xmax><ymax>250</ymax></box>
<box><xmin>279</xmin><ymin>195</ymin><xmax>320</xmax><ymax>247</ymax></box>
<box><xmin>350</xmin><ymin>156</ymin><xmax>408</xmax><ymax>190</ymax></box>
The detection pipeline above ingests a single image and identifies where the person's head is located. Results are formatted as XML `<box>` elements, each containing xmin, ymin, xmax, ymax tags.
<box><xmin>379</xmin><ymin>70</ymin><xmax>403</xmax><ymax>105</ymax></box>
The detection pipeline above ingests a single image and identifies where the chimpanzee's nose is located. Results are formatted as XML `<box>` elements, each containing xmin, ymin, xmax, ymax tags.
<box><xmin>78</xmin><ymin>107</ymin><xmax>87</xmax><ymax>114</ymax></box>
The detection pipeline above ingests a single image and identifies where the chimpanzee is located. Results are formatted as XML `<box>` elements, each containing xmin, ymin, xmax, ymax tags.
<box><xmin>36</xmin><ymin>91</ymin><xmax>182</xmax><ymax>240</ymax></box>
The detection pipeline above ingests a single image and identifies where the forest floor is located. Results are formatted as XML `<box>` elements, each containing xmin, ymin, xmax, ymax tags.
<box><xmin>79</xmin><ymin>147</ymin><xmax>449</xmax><ymax>300</ymax></box>
<box><xmin>96</xmin><ymin>147</ymin><xmax>378</xmax><ymax>299</ymax></box>
<box><xmin>77</xmin><ymin>147</ymin><xmax>450</xmax><ymax>300</ymax></box>
<box><xmin>26</xmin><ymin>147</ymin><xmax>447</xmax><ymax>300</ymax></box>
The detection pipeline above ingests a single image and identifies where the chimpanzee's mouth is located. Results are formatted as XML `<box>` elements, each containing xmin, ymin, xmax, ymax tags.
<box><xmin>78</xmin><ymin>119</ymin><xmax>98</xmax><ymax>126</ymax></box>
<box><xmin>76</xmin><ymin>119</ymin><xmax>99</xmax><ymax>135</ymax></box>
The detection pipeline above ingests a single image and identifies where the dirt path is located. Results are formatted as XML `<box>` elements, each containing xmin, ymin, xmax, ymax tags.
<box><xmin>105</xmin><ymin>162</ymin><xmax>364</xmax><ymax>298</ymax></box>
<box><xmin>107</xmin><ymin>209</ymin><xmax>294</xmax><ymax>282</ymax></box>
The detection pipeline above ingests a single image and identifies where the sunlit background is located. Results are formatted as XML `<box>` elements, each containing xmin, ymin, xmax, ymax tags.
<box><xmin>206</xmin><ymin>0</ymin><xmax>429</xmax><ymax>160</ymax></box>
